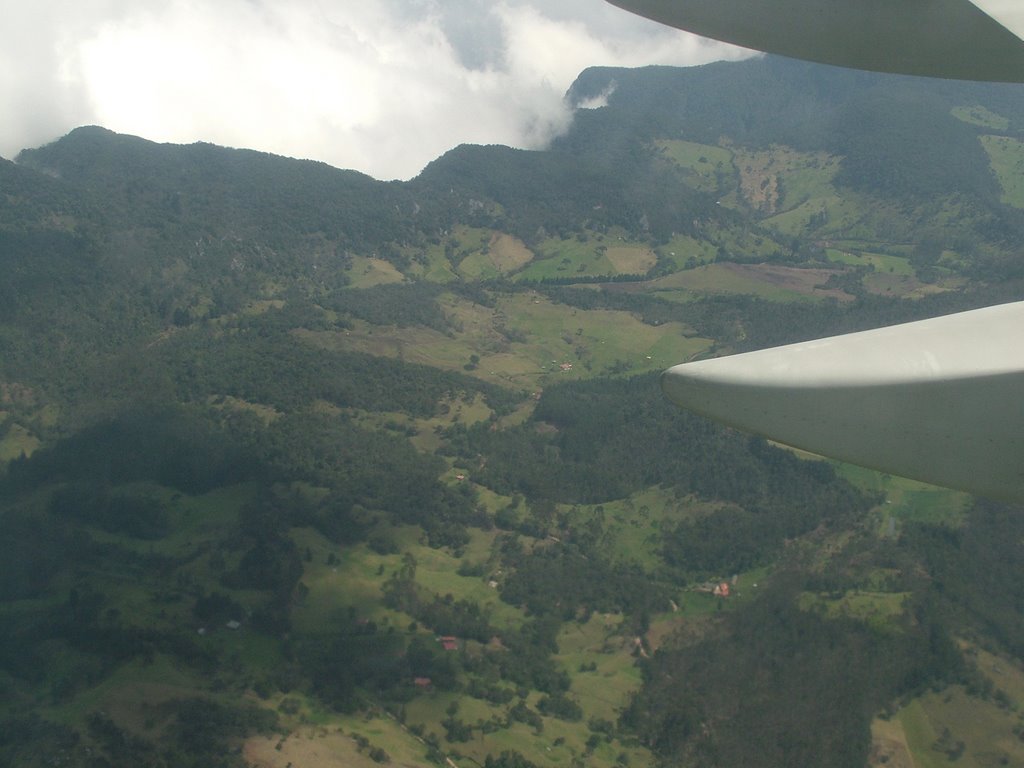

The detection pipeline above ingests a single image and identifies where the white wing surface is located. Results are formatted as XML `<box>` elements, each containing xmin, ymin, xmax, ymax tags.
<box><xmin>607</xmin><ymin>0</ymin><xmax>1024</xmax><ymax>81</ymax></box>
<box><xmin>662</xmin><ymin>304</ymin><xmax>1024</xmax><ymax>501</ymax></box>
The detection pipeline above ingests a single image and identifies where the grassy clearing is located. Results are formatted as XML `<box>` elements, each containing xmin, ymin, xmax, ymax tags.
<box><xmin>343</xmin><ymin>393</ymin><xmax>494</xmax><ymax>454</ymax></box>
<box><xmin>407</xmin><ymin>534</ymin><xmax>527</xmax><ymax>632</ymax></box>
<box><xmin>834</xmin><ymin>463</ymin><xmax>969</xmax><ymax>531</ymax></box>
<box><xmin>897</xmin><ymin>686</ymin><xmax>1024</xmax><ymax>768</ymax></box>
<box><xmin>980</xmin><ymin>135</ymin><xmax>1024</xmax><ymax>208</ymax></box>
<box><xmin>245</xmin><ymin>715</ymin><xmax>429</xmax><ymax>768</ymax></box>
<box><xmin>677</xmin><ymin>590</ymin><xmax>728</xmax><ymax>617</ymax></box>
<box><xmin>799</xmin><ymin>590</ymin><xmax>909</xmax><ymax>631</ymax></box>
<box><xmin>678</xmin><ymin>565</ymin><xmax>769</xmax><ymax>618</ymax></box>
<box><xmin>496</xmin><ymin>293</ymin><xmax>710</xmax><ymax>379</ymax></box>
<box><xmin>764</xmin><ymin>195</ymin><xmax>861</xmax><ymax>237</ymax></box>
<box><xmin>654</xmin><ymin>139</ymin><xmax>733</xmax><ymax>193</ymax></box>
<box><xmin>969</xmin><ymin>645</ymin><xmax>1024</xmax><ymax>706</ymax></box>
<box><xmin>41</xmin><ymin>654</ymin><xmax>205</xmax><ymax>729</ymax></box>
<box><xmin>704</xmin><ymin>221</ymin><xmax>786</xmax><ymax>261</ymax></box>
<box><xmin>728</xmin><ymin>149</ymin><xmax>871</xmax><ymax>240</ymax></box>
<box><xmin>605</xmin><ymin>244</ymin><xmax>657</xmax><ymax>274</ymax></box>
<box><xmin>655</xmin><ymin>234</ymin><xmax>719</xmax><ymax>270</ymax></box>
<box><xmin>291</xmin><ymin>523</ymin><xmax>526</xmax><ymax>637</ymax></box>
<box><xmin>70</xmin><ymin>483</ymin><xmax>258</xmax><ymax>628</ymax></box>
<box><xmin>509</xmin><ymin>229</ymin><xmax>657</xmax><ymax>282</ymax></box>
<box><xmin>289</xmin><ymin>529</ymin><xmax>403</xmax><ymax>633</ymax></box>
<box><xmin>403</xmin><ymin>685</ymin><xmax>654</xmax><ymax>768</ymax></box>
<box><xmin>555</xmin><ymin>614</ymin><xmax>644</xmax><ymax>721</ymax></box>
<box><xmin>459</xmin><ymin>232</ymin><xmax>535</xmax><ymax>279</ymax></box>
<box><xmin>0</xmin><ymin>422</ymin><xmax>40</xmax><ymax>460</ymax></box>
<box><xmin>567</xmin><ymin>487</ymin><xmax>715</xmax><ymax>569</ymax></box>
<box><xmin>343</xmin><ymin>255</ymin><xmax>406</xmax><ymax>289</ymax></box>
<box><xmin>208</xmin><ymin>395</ymin><xmax>281</xmax><ymax>424</ymax></box>
<box><xmin>869</xmin><ymin>717</ymin><xmax>916</xmax><ymax>768</ymax></box>
<box><xmin>952</xmin><ymin>105</ymin><xmax>1009</xmax><ymax>130</ymax></box>
<box><xmin>301</xmin><ymin>292</ymin><xmax>712</xmax><ymax>388</ymax></box>
<box><xmin>728</xmin><ymin>146</ymin><xmax>839</xmax><ymax>217</ymax></box>
<box><xmin>861</xmin><ymin>270</ymin><xmax>961</xmax><ymax>299</ymax></box>
<box><xmin>407</xmin><ymin>243</ymin><xmax>459</xmax><ymax>283</ymax></box>
<box><xmin>513</xmin><ymin>235</ymin><xmax>621</xmax><ymax>282</ymax></box>
<box><xmin>489</xmin><ymin>233</ymin><xmax>535</xmax><ymax>271</ymax></box>
<box><xmin>825</xmin><ymin>248</ymin><xmax>915</xmax><ymax>277</ymax></box>
<box><xmin>648</xmin><ymin>263</ymin><xmax>846</xmax><ymax>303</ymax></box>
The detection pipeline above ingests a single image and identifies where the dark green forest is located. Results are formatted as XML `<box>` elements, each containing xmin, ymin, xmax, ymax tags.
<box><xmin>3</xmin><ymin>55</ymin><xmax>1024</xmax><ymax>768</ymax></box>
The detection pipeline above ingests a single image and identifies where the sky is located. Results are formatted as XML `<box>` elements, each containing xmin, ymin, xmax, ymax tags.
<box><xmin>1</xmin><ymin>0</ymin><xmax>749</xmax><ymax>180</ymax></box>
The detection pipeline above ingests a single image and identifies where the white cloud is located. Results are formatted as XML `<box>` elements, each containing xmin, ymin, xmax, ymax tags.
<box><xmin>0</xmin><ymin>0</ymin><xmax>750</xmax><ymax>179</ymax></box>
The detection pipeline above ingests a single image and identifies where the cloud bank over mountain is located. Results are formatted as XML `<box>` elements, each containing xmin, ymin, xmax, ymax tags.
<box><xmin>2</xmin><ymin>0</ymin><xmax>748</xmax><ymax>179</ymax></box>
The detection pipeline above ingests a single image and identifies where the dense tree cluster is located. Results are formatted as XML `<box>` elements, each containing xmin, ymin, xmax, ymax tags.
<box><xmin>623</xmin><ymin>575</ymin><xmax>964</xmax><ymax>768</ymax></box>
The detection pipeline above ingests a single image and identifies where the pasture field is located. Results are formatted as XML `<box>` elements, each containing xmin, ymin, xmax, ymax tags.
<box><xmin>565</xmin><ymin>487</ymin><xmax>719</xmax><ymax>569</ymax></box>
<box><xmin>64</xmin><ymin>483</ymin><xmax>274</xmax><ymax>639</ymax></box>
<box><xmin>701</xmin><ymin>220</ymin><xmax>786</xmax><ymax>260</ymax></box>
<box><xmin>655</xmin><ymin>234</ymin><xmax>719</xmax><ymax>270</ymax></box>
<box><xmin>897</xmin><ymin>686</ymin><xmax>1024</xmax><ymax>768</ymax></box>
<box><xmin>968</xmin><ymin>645</ymin><xmax>1024</xmax><ymax>713</ymax></box>
<box><xmin>299</xmin><ymin>291</ymin><xmax>712</xmax><ymax>388</ymax></box>
<box><xmin>869</xmin><ymin>717</ymin><xmax>916</xmax><ymax>768</ymax></box>
<box><xmin>343</xmin><ymin>393</ymin><xmax>495</xmax><ymax>454</ymax></box>
<box><xmin>291</xmin><ymin>522</ymin><xmax>527</xmax><ymax>635</ymax></box>
<box><xmin>408</xmin><ymin>533</ymin><xmax>528</xmax><ymax>631</ymax></box>
<box><xmin>861</xmin><ymin>270</ymin><xmax>961</xmax><ymax>299</ymax></box>
<box><xmin>605</xmin><ymin>244</ymin><xmax>658</xmax><ymax>274</ymax></box>
<box><xmin>458</xmin><ymin>232</ymin><xmax>535</xmax><ymax>279</ymax></box>
<box><xmin>289</xmin><ymin>527</ymin><xmax>406</xmax><ymax>632</ymax></box>
<box><xmin>825</xmin><ymin>248</ymin><xmax>915</xmax><ymax>276</ymax></box>
<box><xmin>489</xmin><ymin>232</ymin><xmax>535</xmax><ymax>271</ymax></box>
<box><xmin>980</xmin><ymin>135</ymin><xmax>1024</xmax><ymax>208</ymax></box>
<box><xmin>876</xmin><ymin>638</ymin><xmax>1024</xmax><ymax>768</ymax></box>
<box><xmin>555</xmin><ymin>613</ymin><xmax>645</xmax><ymax>721</ymax></box>
<box><xmin>727</xmin><ymin>145</ymin><xmax>846</xmax><ymax>230</ymax></box>
<box><xmin>393</xmin><ymin>657</ymin><xmax>654</xmax><ymax>768</ymax></box>
<box><xmin>512</xmin><ymin>235</ymin><xmax>654</xmax><ymax>282</ymax></box>
<box><xmin>41</xmin><ymin>654</ymin><xmax>205</xmax><ymax>729</ymax></box>
<box><xmin>209</xmin><ymin>394</ymin><xmax>282</xmax><ymax>424</ymax></box>
<box><xmin>952</xmin><ymin>105</ymin><xmax>1010</xmax><ymax>130</ymax></box>
<box><xmin>735</xmin><ymin>150</ymin><xmax>875</xmax><ymax>240</ymax></box>
<box><xmin>343</xmin><ymin>255</ymin><xmax>405</xmax><ymax>288</ymax></box>
<box><xmin>245</xmin><ymin>718</ymin><xmax>427</xmax><ymax>768</ymax></box>
<box><xmin>763</xmin><ymin>192</ymin><xmax>867</xmax><ymax>237</ymax></box>
<box><xmin>402</xmin><ymin>689</ymin><xmax>655</xmax><ymax>768</ymax></box>
<box><xmin>731</xmin><ymin>146</ymin><xmax>835</xmax><ymax>214</ymax></box>
<box><xmin>654</xmin><ymin>139</ymin><xmax>733</xmax><ymax>193</ymax></box>
<box><xmin>446</xmin><ymin>226</ymin><xmax>501</xmax><ymax>279</ymax></box>
<box><xmin>648</xmin><ymin>262</ymin><xmax>848</xmax><ymax>303</ymax></box>
<box><xmin>407</xmin><ymin>242</ymin><xmax>459</xmax><ymax>283</ymax></box>
<box><xmin>0</xmin><ymin>422</ymin><xmax>40</xmax><ymax>460</ymax></box>
<box><xmin>798</xmin><ymin>590</ymin><xmax>909</xmax><ymax>632</ymax></box>
<box><xmin>495</xmin><ymin>292</ymin><xmax>710</xmax><ymax>378</ymax></box>
<box><xmin>677</xmin><ymin>565</ymin><xmax>769</xmax><ymax>618</ymax></box>
<box><xmin>834</xmin><ymin>463</ymin><xmax>969</xmax><ymax>530</ymax></box>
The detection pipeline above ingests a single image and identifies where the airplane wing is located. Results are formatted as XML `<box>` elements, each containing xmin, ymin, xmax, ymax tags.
<box><xmin>607</xmin><ymin>0</ymin><xmax>1024</xmax><ymax>82</ymax></box>
<box><xmin>662</xmin><ymin>304</ymin><xmax>1024</xmax><ymax>502</ymax></box>
<box><xmin>607</xmin><ymin>0</ymin><xmax>1024</xmax><ymax>501</ymax></box>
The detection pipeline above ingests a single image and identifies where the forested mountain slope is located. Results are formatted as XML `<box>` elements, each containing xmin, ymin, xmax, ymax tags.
<box><xmin>3</xmin><ymin>55</ymin><xmax>1024</xmax><ymax>768</ymax></box>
